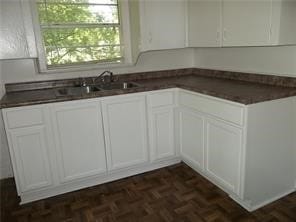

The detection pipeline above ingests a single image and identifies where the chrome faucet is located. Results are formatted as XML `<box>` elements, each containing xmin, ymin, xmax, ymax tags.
<box><xmin>93</xmin><ymin>71</ymin><xmax>114</xmax><ymax>85</ymax></box>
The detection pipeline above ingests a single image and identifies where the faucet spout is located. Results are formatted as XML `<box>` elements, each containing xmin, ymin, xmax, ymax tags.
<box><xmin>93</xmin><ymin>71</ymin><xmax>114</xmax><ymax>84</ymax></box>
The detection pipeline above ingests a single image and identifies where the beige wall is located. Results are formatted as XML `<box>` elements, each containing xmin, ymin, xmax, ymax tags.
<box><xmin>194</xmin><ymin>46</ymin><xmax>296</xmax><ymax>77</ymax></box>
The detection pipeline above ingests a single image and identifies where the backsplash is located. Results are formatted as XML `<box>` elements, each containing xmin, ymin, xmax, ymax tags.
<box><xmin>4</xmin><ymin>68</ymin><xmax>296</xmax><ymax>94</ymax></box>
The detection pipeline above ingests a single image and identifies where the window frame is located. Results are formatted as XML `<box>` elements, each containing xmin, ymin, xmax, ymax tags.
<box><xmin>31</xmin><ymin>0</ymin><xmax>132</xmax><ymax>73</ymax></box>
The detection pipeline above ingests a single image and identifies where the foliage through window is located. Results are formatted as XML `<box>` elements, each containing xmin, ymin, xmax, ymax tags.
<box><xmin>36</xmin><ymin>0</ymin><xmax>122</xmax><ymax>68</ymax></box>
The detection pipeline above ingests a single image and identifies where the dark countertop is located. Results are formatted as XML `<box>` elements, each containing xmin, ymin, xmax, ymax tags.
<box><xmin>1</xmin><ymin>70</ymin><xmax>296</xmax><ymax>108</ymax></box>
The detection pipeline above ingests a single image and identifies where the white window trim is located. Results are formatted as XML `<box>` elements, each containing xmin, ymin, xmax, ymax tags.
<box><xmin>30</xmin><ymin>0</ymin><xmax>133</xmax><ymax>74</ymax></box>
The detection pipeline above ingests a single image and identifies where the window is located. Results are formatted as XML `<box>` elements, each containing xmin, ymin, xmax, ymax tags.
<box><xmin>34</xmin><ymin>0</ymin><xmax>131</xmax><ymax>71</ymax></box>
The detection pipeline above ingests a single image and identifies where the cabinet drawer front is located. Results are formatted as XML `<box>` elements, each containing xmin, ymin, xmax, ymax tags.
<box><xmin>5</xmin><ymin>107</ymin><xmax>44</xmax><ymax>129</ymax></box>
<box><xmin>148</xmin><ymin>91</ymin><xmax>175</xmax><ymax>108</ymax></box>
<box><xmin>179</xmin><ymin>91</ymin><xmax>244</xmax><ymax>125</ymax></box>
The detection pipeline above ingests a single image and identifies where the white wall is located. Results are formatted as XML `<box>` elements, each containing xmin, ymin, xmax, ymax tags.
<box><xmin>194</xmin><ymin>46</ymin><xmax>296</xmax><ymax>77</ymax></box>
<box><xmin>0</xmin><ymin>64</ymin><xmax>13</xmax><ymax>179</ymax></box>
<box><xmin>0</xmin><ymin>0</ymin><xmax>36</xmax><ymax>59</ymax></box>
<box><xmin>0</xmin><ymin>48</ymin><xmax>194</xmax><ymax>84</ymax></box>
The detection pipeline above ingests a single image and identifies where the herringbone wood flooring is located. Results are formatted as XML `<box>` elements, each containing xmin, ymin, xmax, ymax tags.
<box><xmin>1</xmin><ymin>163</ymin><xmax>296</xmax><ymax>222</ymax></box>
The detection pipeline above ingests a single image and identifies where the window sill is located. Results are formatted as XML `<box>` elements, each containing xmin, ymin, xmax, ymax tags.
<box><xmin>37</xmin><ymin>61</ymin><xmax>135</xmax><ymax>74</ymax></box>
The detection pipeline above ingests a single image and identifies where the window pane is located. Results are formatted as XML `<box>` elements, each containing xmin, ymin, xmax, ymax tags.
<box><xmin>38</xmin><ymin>3</ymin><xmax>118</xmax><ymax>24</ymax></box>
<box><xmin>42</xmin><ymin>27</ymin><xmax>120</xmax><ymax>47</ymax></box>
<box><xmin>36</xmin><ymin>0</ymin><xmax>123</xmax><ymax>68</ymax></box>
<box><xmin>45</xmin><ymin>45</ymin><xmax>121</xmax><ymax>66</ymax></box>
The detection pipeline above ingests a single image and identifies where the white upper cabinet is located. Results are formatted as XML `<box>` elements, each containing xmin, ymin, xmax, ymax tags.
<box><xmin>187</xmin><ymin>0</ymin><xmax>222</xmax><ymax>47</ymax></box>
<box><xmin>187</xmin><ymin>0</ymin><xmax>296</xmax><ymax>47</ymax></box>
<box><xmin>271</xmin><ymin>0</ymin><xmax>296</xmax><ymax>45</ymax></box>
<box><xmin>222</xmin><ymin>0</ymin><xmax>272</xmax><ymax>46</ymax></box>
<box><xmin>139</xmin><ymin>0</ymin><xmax>186</xmax><ymax>51</ymax></box>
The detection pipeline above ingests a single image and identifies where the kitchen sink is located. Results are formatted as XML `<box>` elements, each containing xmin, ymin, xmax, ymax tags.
<box><xmin>55</xmin><ymin>82</ymin><xmax>141</xmax><ymax>97</ymax></box>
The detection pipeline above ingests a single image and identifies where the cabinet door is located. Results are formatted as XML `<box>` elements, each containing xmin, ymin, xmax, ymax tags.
<box><xmin>9</xmin><ymin>126</ymin><xmax>53</xmax><ymax>192</ymax></box>
<box><xmin>222</xmin><ymin>0</ymin><xmax>271</xmax><ymax>46</ymax></box>
<box><xmin>139</xmin><ymin>0</ymin><xmax>186</xmax><ymax>51</ymax></box>
<box><xmin>271</xmin><ymin>0</ymin><xmax>296</xmax><ymax>45</ymax></box>
<box><xmin>179</xmin><ymin>108</ymin><xmax>205</xmax><ymax>171</ymax></box>
<box><xmin>52</xmin><ymin>101</ymin><xmax>107</xmax><ymax>183</ymax></box>
<box><xmin>149</xmin><ymin>107</ymin><xmax>175</xmax><ymax>161</ymax></box>
<box><xmin>205</xmin><ymin>118</ymin><xmax>242</xmax><ymax>195</ymax></box>
<box><xmin>102</xmin><ymin>95</ymin><xmax>148</xmax><ymax>170</ymax></box>
<box><xmin>187</xmin><ymin>0</ymin><xmax>222</xmax><ymax>47</ymax></box>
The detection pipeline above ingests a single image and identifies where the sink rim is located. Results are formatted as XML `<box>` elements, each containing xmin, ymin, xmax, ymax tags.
<box><xmin>54</xmin><ymin>81</ymin><xmax>142</xmax><ymax>97</ymax></box>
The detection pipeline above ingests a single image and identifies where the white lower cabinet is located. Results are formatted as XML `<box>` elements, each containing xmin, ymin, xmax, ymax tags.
<box><xmin>51</xmin><ymin>100</ymin><xmax>107</xmax><ymax>183</ymax></box>
<box><xmin>179</xmin><ymin>108</ymin><xmax>205</xmax><ymax>171</ymax></box>
<box><xmin>178</xmin><ymin>91</ymin><xmax>243</xmax><ymax>196</ymax></box>
<box><xmin>3</xmin><ymin>89</ymin><xmax>295</xmax><ymax>211</ymax></box>
<box><xmin>101</xmin><ymin>94</ymin><xmax>149</xmax><ymax>170</ymax></box>
<box><xmin>149</xmin><ymin>107</ymin><xmax>175</xmax><ymax>161</ymax></box>
<box><xmin>177</xmin><ymin>90</ymin><xmax>295</xmax><ymax>211</ymax></box>
<box><xmin>9</xmin><ymin>125</ymin><xmax>53</xmax><ymax>192</ymax></box>
<box><xmin>205</xmin><ymin>118</ymin><xmax>242</xmax><ymax>195</ymax></box>
<box><xmin>147</xmin><ymin>90</ymin><xmax>176</xmax><ymax>162</ymax></box>
<box><xmin>178</xmin><ymin>106</ymin><xmax>242</xmax><ymax>195</ymax></box>
<box><xmin>3</xmin><ymin>105</ymin><xmax>54</xmax><ymax>194</ymax></box>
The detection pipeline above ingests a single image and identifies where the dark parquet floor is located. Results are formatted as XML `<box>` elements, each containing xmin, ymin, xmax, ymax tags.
<box><xmin>1</xmin><ymin>163</ymin><xmax>296</xmax><ymax>222</ymax></box>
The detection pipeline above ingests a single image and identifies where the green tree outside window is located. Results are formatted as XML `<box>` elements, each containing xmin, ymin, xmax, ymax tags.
<box><xmin>37</xmin><ymin>0</ymin><xmax>122</xmax><ymax>67</ymax></box>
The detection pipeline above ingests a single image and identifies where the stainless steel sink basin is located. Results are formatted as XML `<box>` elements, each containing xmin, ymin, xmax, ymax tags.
<box><xmin>98</xmin><ymin>82</ymin><xmax>140</xmax><ymax>90</ymax></box>
<box><xmin>55</xmin><ymin>82</ymin><xmax>141</xmax><ymax>97</ymax></box>
<box><xmin>55</xmin><ymin>85</ymin><xmax>101</xmax><ymax>97</ymax></box>
<box><xmin>81</xmin><ymin>85</ymin><xmax>101</xmax><ymax>94</ymax></box>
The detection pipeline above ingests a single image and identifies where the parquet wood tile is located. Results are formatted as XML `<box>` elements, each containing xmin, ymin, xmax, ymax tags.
<box><xmin>1</xmin><ymin>163</ymin><xmax>296</xmax><ymax>222</ymax></box>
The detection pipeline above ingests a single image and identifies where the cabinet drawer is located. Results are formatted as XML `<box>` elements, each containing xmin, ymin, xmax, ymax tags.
<box><xmin>147</xmin><ymin>91</ymin><xmax>175</xmax><ymax>108</ymax></box>
<box><xmin>179</xmin><ymin>91</ymin><xmax>244</xmax><ymax>126</ymax></box>
<box><xmin>5</xmin><ymin>107</ymin><xmax>44</xmax><ymax>129</ymax></box>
